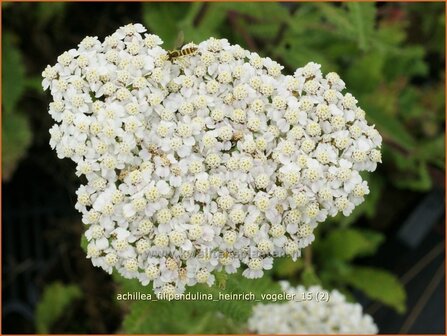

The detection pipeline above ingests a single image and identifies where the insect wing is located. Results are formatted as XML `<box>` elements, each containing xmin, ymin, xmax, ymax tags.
<box><xmin>174</xmin><ymin>31</ymin><xmax>185</xmax><ymax>50</ymax></box>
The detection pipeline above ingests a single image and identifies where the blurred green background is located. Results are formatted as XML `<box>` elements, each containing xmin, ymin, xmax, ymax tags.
<box><xmin>2</xmin><ymin>2</ymin><xmax>445</xmax><ymax>334</ymax></box>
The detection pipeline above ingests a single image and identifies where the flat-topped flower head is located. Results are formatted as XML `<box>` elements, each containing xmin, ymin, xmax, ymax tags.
<box><xmin>43</xmin><ymin>23</ymin><xmax>382</xmax><ymax>294</ymax></box>
<box><xmin>249</xmin><ymin>282</ymin><xmax>378</xmax><ymax>334</ymax></box>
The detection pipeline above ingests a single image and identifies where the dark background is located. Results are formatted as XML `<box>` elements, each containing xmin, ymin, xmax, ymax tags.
<box><xmin>2</xmin><ymin>2</ymin><xmax>445</xmax><ymax>334</ymax></box>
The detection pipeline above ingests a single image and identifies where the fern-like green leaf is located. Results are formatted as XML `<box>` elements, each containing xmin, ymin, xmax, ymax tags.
<box><xmin>117</xmin><ymin>271</ymin><xmax>282</xmax><ymax>334</ymax></box>
<box><xmin>346</xmin><ymin>3</ymin><xmax>376</xmax><ymax>50</ymax></box>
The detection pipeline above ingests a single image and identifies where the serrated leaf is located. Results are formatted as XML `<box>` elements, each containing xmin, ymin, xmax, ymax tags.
<box><xmin>318</xmin><ymin>229</ymin><xmax>384</xmax><ymax>262</ymax></box>
<box><xmin>2</xmin><ymin>111</ymin><xmax>32</xmax><ymax>181</ymax></box>
<box><xmin>122</xmin><ymin>300</ymin><xmax>169</xmax><ymax>334</ymax></box>
<box><xmin>35</xmin><ymin>282</ymin><xmax>82</xmax><ymax>334</ymax></box>
<box><xmin>123</xmin><ymin>298</ymin><xmax>239</xmax><ymax>334</ymax></box>
<box><xmin>2</xmin><ymin>33</ymin><xmax>26</xmax><ymax>115</ymax></box>
<box><xmin>288</xmin><ymin>5</ymin><xmax>326</xmax><ymax>34</ymax></box>
<box><xmin>197</xmin><ymin>271</ymin><xmax>282</xmax><ymax>322</ymax></box>
<box><xmin>343</xmin><ymin>266</ymin><xmax>406</xmax><ymax>313</ymax></box>
<box><xmin>346</xmin><ymin>3</ymin><xmax>376</xmax><ymax>50</ymax></box>
<box><xmin>314</xmin><ymin>3</ymin><xmax>355</xmax><ymax>36</ymax></box>
<box><xmin>118</xmin><ymin>271</ymin><xmax>281</xmax><ymax>333</ymax></box>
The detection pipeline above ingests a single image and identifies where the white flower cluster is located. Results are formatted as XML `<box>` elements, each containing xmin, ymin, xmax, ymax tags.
<box><xmin>42</xmin><ymin>23</ymin><xmax>382</xmax><ymax>294</ymax></box>
<box><xmin>249</xmin><ymin>282</ymin><xmax>378</xmax><ymax>334</ymax></box>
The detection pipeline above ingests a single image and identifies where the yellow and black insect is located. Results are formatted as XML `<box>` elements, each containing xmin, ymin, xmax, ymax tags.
<box><xmin>167</xmin><ymin>46</ymin><xmax>198</xmax><ymax>61</ymax></box>
<box><xmin>166</xmin><ymin>31</ymin><xmax>198</xmax><ymax>62</ymax></box>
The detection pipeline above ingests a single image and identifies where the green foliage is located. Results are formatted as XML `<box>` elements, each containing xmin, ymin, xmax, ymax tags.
<box><xmin>363</xmin><ymin>95</ymin><xmax>417</xmax><ymax>150</ymax></box>
<box><xmin>142</xmin><ymin>3</ymin><xmax>292</xmax><ymax>51</ymax></box>
<box><xmin>143</xmin><ymin>3</ymin><xmax>191</xmax><ymax>48</ymax></box>
<box><xmin>315</xmin><ymin>3</ymin><xmax>377</xmax><ymax>51</ymax></box>
<box><xmin>112</xmin><ymin>2</ymin><xmax>442</xmax><ymax>329</ymax></box>
<box><xmin>300</xmin><ymin>266</ymin><xmax>322</xmax><ymax>287</ymax></box>
<box><xmin>2</xmin><ymin>33</ymin><xmax>26</xmax><ymax>115</ymax></box>
<box><xmin>2</xmin><ymin>33</ymin><xmax>33</xmax><ymax>180</ymax></box>
<box><xmin>35</xmin><ymin>282</ymin><xmax>82</xmax><ymax>333</ymax></box>
<box><xmin>139</xmin><ymin>0</ymin><xmax>444</xmax><ymax>203</ymax></box>
<box><xmin>273</xmin><ymin>257</ymin><xmax>304</xmax><ymax>277</ymax></box>
<box><xmin>391</xmin><ymin>149</ymin><xmax>433</xmax><ymax>190</ymax></box>
<box><xmin>3</xmin><ymin>2</ymin><xmax>444</xmax><ymax>333</ymax></box>
<box><xmin>416</xmin><ymin>135</ymin><xmax>445</xmax><ymax>169</ymax></box>
<box><xmin>313</xmin><ymin>227</ymin><xmax>406</xmax><ymax>313</ymax></box>
<box><xmin>290</xmin><ymin>3</ymin><xmax>441</xmax><ymax>194</ymax></box>
<box><xmin>317</xmin><ymin>228</ymin><xmax>384</xmax><ymax>262</ymax></box>
<box><xmin>116</xmin><ymin>271</ymin><xmax>281</xmax><ymax>333</ymax></box>
<box><xmin>142</xmin><ymin>3</ymin><xmax>229</xmax><ymax>48</ymax></box>
<box><xmin>346</xmin><ymin>3</ymin><xmax>376</xmax><ymax>50</ymax></box>
<box><xmin>2</xmin><ymin>112</ymin><xmax>32</xmax><ymax>180</ymax></box>
<box><xmin>124</xmin><ymin>303</ymin><xmax>238</xmax><ymax>334</ymax></box>
<box><xmin>342</xmin><ymin>266</ymin><xmax>406</xmax><ymax>313</ymax></box>
<box><xmin>80</xmin><ymin>234</ymin><xmax>88</xmax><ymax>253</ymax></box>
